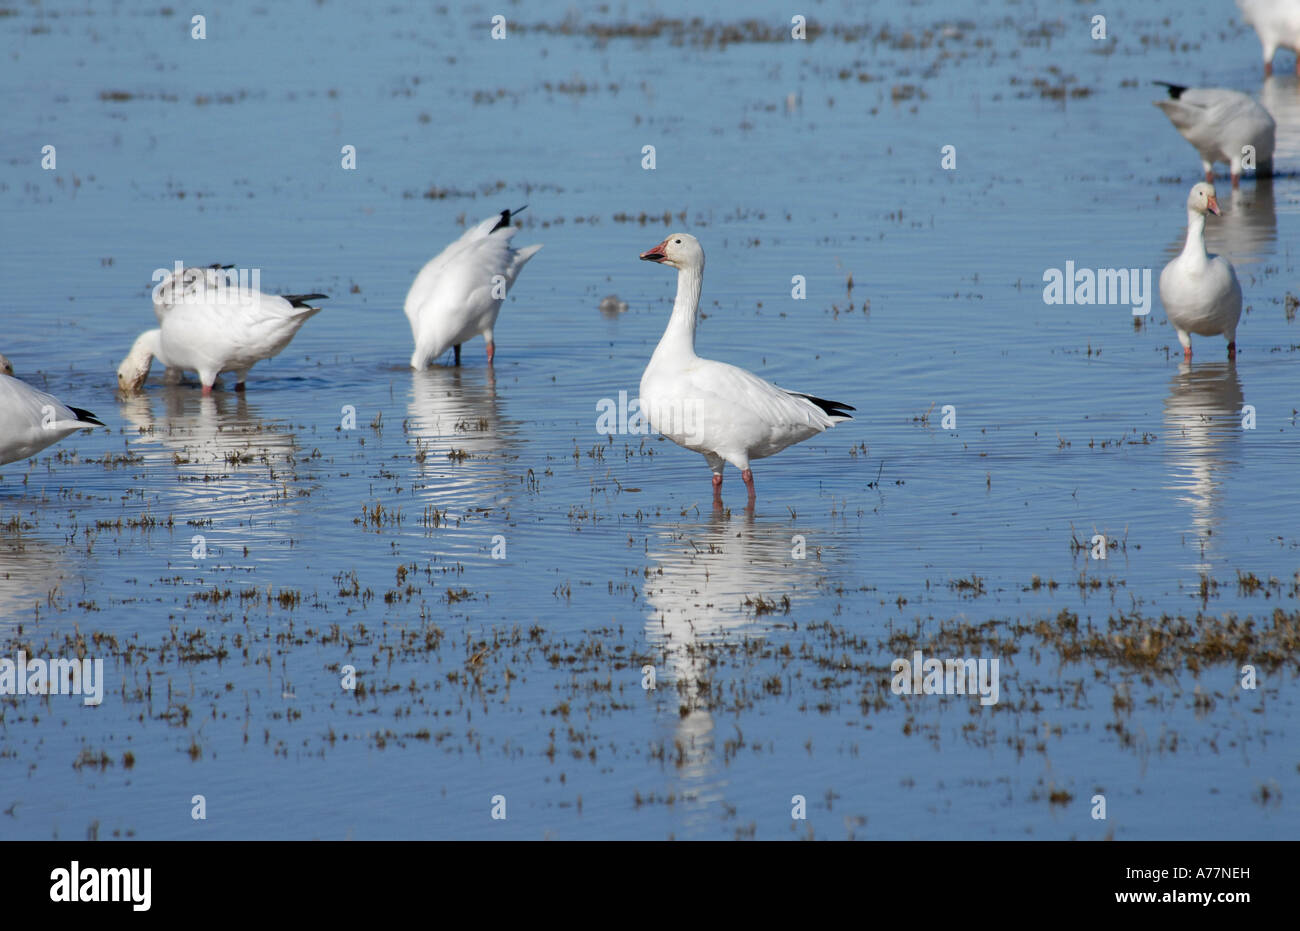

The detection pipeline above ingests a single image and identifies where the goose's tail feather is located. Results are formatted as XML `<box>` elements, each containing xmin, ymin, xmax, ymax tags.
<box><xmin>490</xmin><ymin>205</ymin><xmax>528</xmax><ymax>234</ymax></box>
<box><xmin>789</xmin><ymin>392</ymin><xmax>855</xmax><ymax>420</ymax></box>
<box><xmin>281</xmin><ymin>293</ymin><xmax>329</xmax><ymax>308</ymax></box>
<box><xmin>68</xmin><ymin>406</ymin><xmax>104</xmax><ymax>427</ymax></box>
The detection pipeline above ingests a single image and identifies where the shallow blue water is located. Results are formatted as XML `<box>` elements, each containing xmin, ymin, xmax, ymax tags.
<box><xmin>0</xmin><ymin>0</ymin><xmax>1297</xmax><ymax>839</ymax></box>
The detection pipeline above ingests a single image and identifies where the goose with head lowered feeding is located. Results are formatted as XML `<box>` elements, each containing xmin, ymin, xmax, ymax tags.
<box><xmin>1153</xmin><ymin>82</ymin><xmax>1275</xmax><ymax>188</ymax></box>
<box><xmin>1159</xmin><ymin>183</ymin><xmax>1243</xmax><ymax>361</ymax></box>
<box><xmin>118</xmin><ymin>267</ymin><xmax>327</xmax><ymax>395</ymax></box>
<box><xmin>638</xmin><ymin>233</ymin><xmax>853</xmax><ymax>504</ymax></box>
<box><xmin>1237</xmin><ymin>0</ymin><xmax>1300</xmax><ymax>76</ymax></box>
<box><xmin>404</xmin><ymin>207</ymin><xmax>543</xmax><ymax>368</ymax></box>
<box><xmin>1</xmin><ymin>370</ymin><xmax>104</xmax><ymax>467</ymax></box>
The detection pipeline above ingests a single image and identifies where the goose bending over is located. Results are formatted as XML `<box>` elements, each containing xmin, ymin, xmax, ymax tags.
<box><xmin>1</xmin><ymin>373</ymin><xmax>103</xmax><ymax>466</ymax></box>
<box><xmin>404</xmin><ymin>207</ymin><xmax>543</xmax><ymax>368</ymax></box>
<box><xmin>638</xmin><ymin>233</ymin><xmax>853</xmax><ymax>503</ymax></box>
<box><xmin>1238</xmin><ymin>0</ymin><xmax>1300</xmax><ymax>75</ymax></box>
<box><xmin>118</xmin><ymin>279</ymin><xmax>327</xmax><ymax>395</ymax></box>
<box><xmin>1153</xmin><ymin>83</ymin><xmax>1275</xmax><ymax>187</ymax></box>
<box><xmin>1159</xmin><ymin>183</ymin><xmax>1243</xmax><ymax>361</ymax></box>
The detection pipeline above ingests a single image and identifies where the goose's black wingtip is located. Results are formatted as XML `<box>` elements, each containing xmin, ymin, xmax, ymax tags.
<box><xmin>282</xmin><ymin>293</ymin><xmax>329</xmax><ymax>307</ymax></box>
<box><xmin>1153</xmin><ymin>80</ymin><xmax>1186</xmax><ymax>99</ymax></box>
<box><xmin>69</xmin><ymin>406</ymin><xmax>105</xmax><ymax>427</ymax></box>
<box><xmin>491</xmin><ymin>205</ymin><xmax>528</xmax><ymax>233</ymax></box>
<box><xmin>790</xmin><ymin>392</ymin><xmax>855</xmax><ymax>419</ymax></box>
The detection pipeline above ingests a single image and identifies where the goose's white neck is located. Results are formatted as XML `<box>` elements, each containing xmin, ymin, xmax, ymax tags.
<box><xmin>652</xmin><ymin>262</ymin><xmax>704</xmax><ymax>360</ymax></box>
<box><xmin>118</xmin><ymin>328</ymin><xmax>165</xmax><ymax>391</ymax></box>
<box><xmin>1180</xmin><ymin>209</ymin><xmax>1208</xmax><ymax>266</ymax></box>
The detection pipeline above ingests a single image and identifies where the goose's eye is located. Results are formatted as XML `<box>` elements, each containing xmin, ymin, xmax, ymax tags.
<box><xmin>674</xmin><ymin>239</ymin><xmax>681</xmax><ymax>244</ymax></box>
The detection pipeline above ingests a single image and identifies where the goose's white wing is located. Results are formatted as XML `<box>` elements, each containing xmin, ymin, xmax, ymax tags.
<box><xmin>407</xmin><ymin>232</ymin><xmax>519</xmax><ymax>356</ymax></box>
<box><xmin>158</xmin><ymin>290</ymin><xmax>323</xmax><ymax>380</ymax></box>
<box><xmin>404</xmin><ymin>213</ymin><xmax>513</xmax><ymax>324</ymax></box>
<box><xmin>644</xmin><ymin>357</ymin><xmax>848</xmax><ymax>461</ymax></box>
<box><xmin>1155</xmin><ymin>88</ymin><xmax>1275</xmax><ymax>159</ymax></box>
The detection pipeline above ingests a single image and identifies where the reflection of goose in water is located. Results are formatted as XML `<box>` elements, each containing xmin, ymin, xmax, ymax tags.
<box><xmin>642</xmin><ymin>512</ymin><xmax>829</xmax><ymax>803</ymax></box>
<box><xmin>405</xmin><ymin>367</ymin><xmax>521</xmax><ymax>512</ymax></box>
<box><xmin>118</xmin><ymin>389</ymin><xmax>306</xmax><ymax>548</ymax></box>
<box><xmin>1162</xmin><ymin>361</ymin><xmax>1245</xmax><ymax>559</ymax></box>
<box><xmin>1259</xmin><ymin>75</ymin><xmax>1300</xmax><ymax>161</ymax></box>
<box><xmin>1163</xmin><ymin>178</ymin><xmax>1277</xmax><ymax>269</ymax></box>
<box><xmin>0</xmin><ymin>533</ymin><xmax>70</xmax><ymax>624</ymax></box>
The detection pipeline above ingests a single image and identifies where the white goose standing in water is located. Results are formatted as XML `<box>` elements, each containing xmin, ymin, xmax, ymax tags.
<box><xmin>1153</xmin><ymin>82</ymin><xmax>1275</xmax><ymax>188</ymax></box>
<box><xmin>404</xmin><ymin>207</ymin><xmax>543</xmax><ymax>368</ymax></box>
<box><xmin>638</xmin><ymin>233</ymin><xmax>853</xmax><ymax>503</ymax></box>
<box><xmin>118</xmin><ymin>267</ymin><xmax>327</xmax><ymax>395</ymax></box>
<box><xmin>1</xmin><ymin>371</ymin><xmax>104</xmax><ymax>466</ymax></box>
<box><xmin>1159</xmin><ymin>183</ymin><xmax>1243</xmax><ymax>361</ymax></box>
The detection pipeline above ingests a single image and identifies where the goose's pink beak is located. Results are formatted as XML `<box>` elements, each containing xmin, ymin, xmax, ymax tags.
<box><xmin>1207</xmin><ymin>195</ymin><xmax>1221</xmax><ymax>216</ymax></box>
<box><xmin>640</xmin><ymin>240</ymin><xmax>669</xmax><ymax>262</ymax></box>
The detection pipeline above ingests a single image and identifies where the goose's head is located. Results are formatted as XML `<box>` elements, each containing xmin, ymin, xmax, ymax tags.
<box><xmin>1188</xmin><ymin>182</ymin><xmax>1221</xmax><ymax>217</ymax></box>
<box><xmin>0</xmin><ymin>353</ymin><xmax>13</xmax><ymax>376</ymax></box>
<box><xmin>640</xmin><ymin>233</ymin><xmax>704</xmax><ymax>271</ymax></box>
<box><xmin>117</xmin><ymin>330</ymin><xmax>159</xmax><ymax>393</ymax></box>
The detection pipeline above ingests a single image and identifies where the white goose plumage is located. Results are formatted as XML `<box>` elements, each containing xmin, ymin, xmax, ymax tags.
<box><xmin>1</xmin><ymin>371</ymin><xmax>104</xmax><ymax>467</ymax></box>
<box><xmin>1153</xmin><ymin>82</ymin><xmax>1276</xmax><ymax>187</ymax></box>
<box><xmin>1159</xmin><ymin>183</ymin><xmax>1243</xmax><ymax>361</ymax></box>
<box><xmin>637</xmin><ymin>233</ymin><xmax>853</xmax><ymax>502</ymax></box>
<box><xmin>1238</xmin><ymin>0</ymin><xmax>1300</xmax><ymax>75</ymax></box>
<box><xmin>118</xmin><ymin>267</ymin><xmax>327</xmax><ymax>394</ymax></box>
<box><xmin>404</xmin><ymin>207</ymin><xmax>543</xmax><ymax>368</ymax></box>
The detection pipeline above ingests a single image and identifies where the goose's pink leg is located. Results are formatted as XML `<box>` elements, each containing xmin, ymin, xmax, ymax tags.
<box><xmin>1204</xmin><ymin>169</ymin><xmax>1215</xmax><ymax>183</ymax></box>
<box><xmin>486</xmin><ymin>341</ymin><xmax>495</xmax><ymax>365</ymax></box>
<box><xmin>1231</xmin><ymin>171</ymin><xmax>1241</xmax><ymax>189</ymax></box>
<box><xmin>1183</xmin><ymin>346</ymin><xmax>1193</xmax><ymax>362</ymax></box>
<box><xmin>1227</xmin><ymin>341</ymin><xmax>1236</xmax><ymax>359</ymax></box>
<box><xmin>741</xmin><ymin>468</ymin><xmax>756</xmax><ymax>500</ymax></box>
<box><xmin>202</xmin><ymin>384</ymin><xmax>214</xmax><ymax>396</ymax></box>
<box><xmin>1265</xmin><ymin>60</ymin><xmax>1273</xmax><ymax>77</ymax></box>
<box><xmin>453</xmin><ymin>344</ymin><xmax>461</xmax><ymax>366</ymax></box>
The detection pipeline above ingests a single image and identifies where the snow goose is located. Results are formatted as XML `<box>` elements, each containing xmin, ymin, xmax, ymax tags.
<box><xmin>1159</xmin><ymin>183</ymin><xmax>1243</xmax><ymax>361</ymax></box>
<box><xmin>404</xmin><ymin>207</ymin><xmax>543</xmax><ymax>368</ymax></box>
<box><xmin>1153</xmin><ymin>83</ymin><xmax>1275</xmax><ymax>187</ymax></box>
<box><xmin>1</xmin><ymin>373</ymin><xmax>104</xmax><ymax>466</ymax></box>
<box><xmin>118</xmin><ymin>278</ymin><xmax>327</xmax><ymax>395</ymax></box>
<box><xmin>1238</xmin><ymin>0</ymin><xmax>1300</xmax><ymax>75</ymax></box>
<box><xmin>638</xmin><ymin>233</ymin><xmax>853</xmax><ymax>503</ymax></box>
